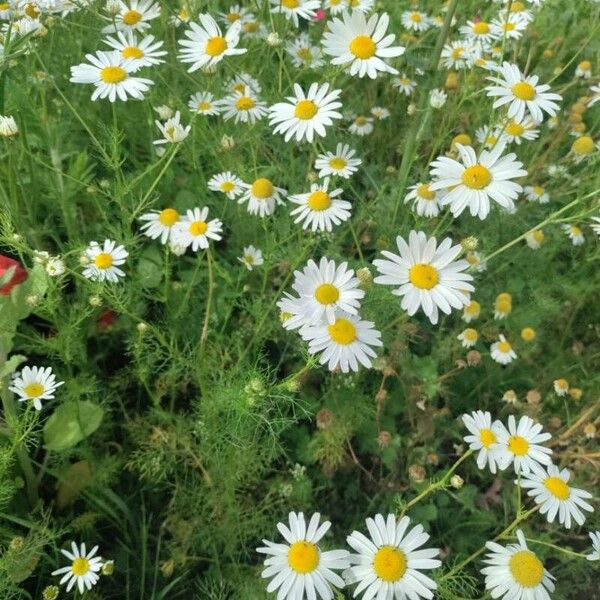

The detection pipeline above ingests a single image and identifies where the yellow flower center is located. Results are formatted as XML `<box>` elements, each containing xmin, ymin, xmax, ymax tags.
<box><xmin>465</xmin><ymin>301</ymin><xmax>480</xmax><ymax>315</ymax></box>
<box><xmin>23</xmin><ymin>382</ymin><xmax>44</xmax><ymax>397</ymax></box>
<box><xmin>416</xmin><ymin>184</ymin><xmax>436</xmax><ymax>200</ymax></box>
<box><xmin>294</xmin><ymin>99</ymin><xmax>319</xmax><ymax>120</ymax></box>
<box><xmin>463</xmin><ymin>328</ymin><xmax>478</xmax><ymax>342</ymax></box>
<box><xmin>532</xmin><ymin>230</ymin><xmax>544</xmax><ymax>243</ymax></box>
<box><xmin>220</xmin><ymin>181</ymin><xmax>235</xmax><ymax>192</ymax></box>
<box><xmin>521</xmin><ymin>327</ymin><xmax>536</xmax><ymax>341</ymax></box>
<box><xmin>452</xmin><ymin>133</ymin><xmax>472</xmax><ymax>147</ymax></box>
<box><xmin>349</xmin><ymin>35</ymin><xmax>376</xmax><ymax>59</ymax></box>
<box><xmin>71</xmin><ymin>557</ymin><xmax>90</xmax><ymax>577</ymax></box>
<box><xmin>287</xmin><ymin>541</ymin><xmax>319</xmax><ymax>573</ymax></box>
<box><xmin>243</xmin><ymin>21</ymin><xmax>258</xmax><ymax>32</ymax></box>
<box><xmin>307</xmin><ymin>191</ymin><xmax>331</xmax><ymax>211</ymax></box>
<box><xmin>297</xmin><ymin>47</ymin><xmax>312</xmax><ymax>60</ymax></box>
<box><xmin>504</xmin><ymin>22</ymin><xmax>516</xmax><ymax>31</ymax></box>
<box><xmin>479</xmin><ymin>428</ymin><xmax>496</xmax><ymax>448</ymax></box>
<box><xmin>532</xmin><ymin>185</ymin><xmax>544</xmax><ymax>195</ymax></box>
<box><xmin>462</xmin><ymin>165</ymin><xmax>492</xmax><ymax>190</ymax></box>
<box><xmin>94</xmin><ymin>252</ymin><xmax>113</xmax><ymax>269</ymax></box>
<box><xmin>100</xmin><ymin>66</ymin><xmax>127</xmax><ymax>84</ymax></box>
<box><xmin>251</xmin><ymin>178</ymin><xmax>274</xmax><ymax>199</ymax></box>
<box><xmin>509</xmin><ymin>551</ymin><xmax>544</xmax><ymax>588</ymax></box>
<box><xmin>373</xmin><ymin>546</ymin><xmax>407</xmax><ymax>582</ymax></box>
<box><xmin>178</xmin><ymin>8</ymin><xmax>189</xmax><ymax>19</ymax></box>
<box><xmin>508</xmin><ymin>435</ymin><xmax>529</xmax><ymax>456</ymax></box>
<box><xmin>544</xmin><ymin>476</ymin><xmax>570</xmax><ymax>500</ymax></box>
<box><xmin>328</xmin><ymin>318</ymin><xmax>357</xmax><ymax>345</ymax></box>
<box><xmin>122</xmin><ymin>46</ymin><xmax>144</xmax><ymax>59</ymax></box>
<box><xmin>410</xmin><ymin>12</ymin><xmax>422</xmax><ymax>22</ymax></box>
<box><xmin>0</xmin><ymin>2</ymin><xmax>10</xmax><ymax>9</ymax></box>
<box><xmin>495</xmin><ymin>298</ymin><xmax>512</xmax><ymax>314</ymax></box>
<box><xmin>205</xmin><ymin>36</ymin><xmax>227</xmax><ymax>57</ymax></box>
<box><xmin>497</xmin><ymin>341</ymin><xmax>512</xmax><ymax>354</ymax></box>
<box><xmin>473</xmin><ymin>21</ymin><xmax>490</xmax><ymax>34</ymax></box>
<box><xmin>122</xmin><ymin>9</ymin><xmax>142</xmax><ymax>25</ymax></box>
<box><xmin>158</xmin><ymin>208</ymin><xmax>179</xmax><ymax>226</ymax></box>
<box><xmin>198</xmin><ymin>102</ymin><xmax>211</xmax><ymax>111</ymax></box>
<box><xmin>451</xmin><ymin>47</ymin><xmax>464</xmax><ymax>59</ymax></box>
<box><xmin>570</xmin><ymin>226</ymin><xmax>582</xmax><ymax>236</ymax></box>
<box><xmin>355</xmin><ymin>116</ymin><xmax>368</xmax><ymax>126</ymax></box>
<box><xmin>506</xmin><ymin>121</ymin><xmax>525</xmax><ymax>136</ymax></box>
<box><xmin>572</xmin><ymin>136</ymin><xmax>595</xmax><ymax>155</ymax></box>
<box><xmin>25</xmin><ymin>3</ymin><xmax>40</xmax><ymax>18</ymax></box>
<box><xmin>314</xmin><ymin>283</ymin><xmax>339</xmax><ymax>305</ymax></box>
<box><xmin>244</xmin><ymin>255</ymin><xmax>254</xmax><ymax>264</ymax></box>
<box><xmin>409</xmin><ymin>263</ymin><xmax>439</xmax><ymax>290</ymax></box>
<box><xmin>486</xmin><ymin>135</ymin><xmax>498</xmax><ymax>146</ymax></box>
<box><xmin>226</xmin><ymin>11</ymin><xmax>240</xmax><ymax>22</ymax></box>
<box><xmin>232</xmin><ymin>83</ymin><xmax>246</xmax><ymax>93</ymax></box>
<box><xmin>555</xmin><ymin>378</ymin><xmax>568</xmax><ymax>390</ymax></box>
<box><xmin>510</xmin><ymin>1</ymin><xmax>525</xmax><ymax>11</ymax></box>
<box><xmin>579</xmin><ymin>60</ymin><xmax>591</xmax><ymax>71</ymax></box>
<box><xmin>511</xmin><ymin>81</ymin><xmax>536</xmax><ymax>101</ymax></box>
<box><xmin>235</xmin><ymin>96</ymin><xmax>255</xmax><ymax>111</ymax></box>
<box><xmin>466</xmin><ymin>254</ymin><xmax>479</xmax><ymax>265</ymax></box>
<box><xmin>329</xmin><ymin>157</ymin><xmax>347</xmax><ymax>170</ymax></box>
<box><xmin>189</xmin><ymin>221</ymin><xmax>208</xmax><ymax>236</ymax></box>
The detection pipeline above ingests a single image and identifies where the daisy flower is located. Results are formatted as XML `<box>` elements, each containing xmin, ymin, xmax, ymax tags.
<box><xmin>393</xmin><ymin>74</ymin><xmax>416</xmax><ymax>95</ymax></box>
<box><xmin>277</xmin><ymin>292</ymin><xmax>311</xmax><ymax>331</ymax></box>
<box><xmin>458</xmin><ymin>328</ymin><xmax>478</xmax><ymax>349</ymax></box>
<box><xmin>9</xmin><ymin>366</ymin><xmax>64</xmax><ymax>411</ymax></box>
<box><xmin>268</xmin><ymin>83</ymin><xmax>343</xmax><ymax>143</ymax></box>
<box><xmin>238</xmin><ymin>245</ymin><xmax>263</xmax><ymax>271</ymax></box>
<box><xmin>103</xmin><ymin>31</ymin><xmax>166</xmax><ymax>70</ymax></box>
<box><xmin>208</xmin><ymin>171</ymin><xmax>245</xmax><ymax>199</ymax></box>
<box><xmin>224</xmin><ymin>72</ymin><xmax>262</xmax><ymax>95</ymax></box>
<box><xmin>589</xmin><ymin>83</ymin><xmax>600</xmax><ymax>107</ymax></box>
<box><xmin>178</xmin><ymin>13</ymin><xmax>246</xmax><ymax>73</ymax></box>
<box><xmin>0</xmin><ymin>114</ymin><xmax>18</xmax><ymax>137</ymax></box>
<box><xmin>371</xmin><ymin>106</ymin><xmax>390</xmax><ymax>120</ymax></box>
<box><xmin>524</xmin><ymin>185</ymin><xmax>549</xmax><ymax>203</ymax></box>
<box><xmin>301</xmin><ymin>311</ymin><xmax>382</xmax><ymax>372</ymax></box>
<box><xmin>461</xmin><ymin>410</ymin><xmax>503</xmax><ymax>473</ymax></box>
<box><xmin>429</xmin><ymin>142</ymin><xmax>527</xmax><ymax>219</ymax></box>
<box><xmin>103</xmin><ymin>0</ymin><xmax>160</xmax><ymax>33</ymax></box>
<box><xmin>239</xmin><ymin>177</ymin><xmax>287</xmax><ymax>218</ymax></box>
<box><xmin>154</xmin><ymin>111</ymin><xmax>190</xmax><ymax>144</ymax></box>
<box><xmin>324</xmin><ymin>0</ymin><xmax>345</xmax><ymax>15</ymax></box>
<box><xmin>465</xmin><ymin>251</ymin><xmax>487</xmax><ymax>272</ymax></box>
<box><xmin>401</xmin><ymin>10</ymin><xmax>431</xmax><ymax>32</ymax></box>
<box><xmin>500</xmin><ymin>118</ymin><xmax>539</xmax><ymax>145</ymax></box>
<box><xmin>404</xmin><ymin>182</ymin><xmax>441</xmax><ymax>217</ymax></box>
<box><xmin>51</xmin><ymin>542</ymin><xmax>103</xmax><ymax>594</ymax></box>
<box><xmin>82</xmin><ymin>239</ymin><xmax>128</xmax><ymax>282</ymax></box>
<box><xmin>494</xmin><ymin>292</ymin><xmax>512</xmax><ymax>320</ymax></box>
<box><xmin>219</xmin><ymin>3</ymin><xmax>248</xmax><ymax>26</ymax></box>
<box><xmin>485</xmin><ymin>62</ymin><xmax>562</xmax><ymax>123</ymax></box>
<box><xmin>269</xmin><ymin>0</ymin><xmax>320</xmax><ymax>27</ymax></box>
<box><xmin>219</xmin><ymin>85</ymin><xmax>268</xmax><ymax>124</ymax></box>
<box><xmin>490</xmin><ymin>335</ymin><xmax>517</xmax><ymax>365</ymax></box>
<box><xmin>563</xmin><ymin>224</ymin><xmax>585</xmax><ymax>246</ymax></box>
<box><xmin>170</xmin><ymin>6</ymin><xmax>191</xmax><ymax>27</ymax></box>
<box><xmin>571</xmin><ymin>135</ymin><xmax>598</xmax><ymax>160</ymax></box>
<box><xmin>495</xmin><ymin>414</ymin><xmax>552</xmax><ymax>474</ymax></box>
<box><xmin>481</xmin><ymin>530</ymin><xmax>555</xmax><ymax>600</ymax></box>
<box><xmin>475</xmin><ymin>125</ymin><xmax>501</xmax><ymax>149</ymax></box>
<box><xmin>138</xmin><ymin>207</ymin><xmax>181</xmax><ymax>244</ymax></box>
<box><xmin>519</xmin><ymin>464</ymin><xmax>594</xmax><ymax>529</ymax></box>
<box><xmin>188</xmin><ymin>91</ymin><xmax>221</xmax><ymax>115</ymax></box>
<box><xmin>349</xmin><ymin>115</ymin><xmax>374</xmax><ymax>136</ymax></box>
<box><xmin>462</xmin><ymin>299</ymin><xmax>481</xmax><ymax>322</ymax></box>
<box><xmin>70</xmin><ymin>50</ymin><xmax>153</xmax><ymax>102</ymax></box>
<box><xmin>172</xmin><ymin>207</ymin><xmax>223</xmax><ymax>252</ymax></box>
<box><xmin>291</xmin><ymin>257</ymin><xmax>364</xmax><ymax>325</ymax></box>
<box><xmin>587</xmin><ymin>531</ymin><xmax>600</xmax><ymax>561</ymax></box>
<box><xmin>345</xmin><ymin>0</ymin><xmax>375</xmax><ymax>12</ymax></box>
<box><xmin>257</xmin><ymin>512</ymin><xmax>349</xmax><ymax>600</ymax></box>
<box><xmin>289</xmin><ymin>177</ymin><xmax>352</xmax><ymax>232</ymax></box>
<box><xmin>285</xmin><ymin>34</ymin><xmax>324</xmax><ymax>69</ymax></box>
<box><xmin>373</xmin><ymin>230</ymin><xmax>474</xmax><ymax>325</ymax></box>
<box><xmin>459</xmin><ymin>20</ymin><xmax>495</xmax><ymax>45</ymax></box>
<box><xmin>440</xmin><ymin>41</ymin><xmax>478</xmax><ymax>70</ymax></box>
<box><xmin>344</xmin><ymin>514</ymin><xmax>441</xmax><ymax>600</ymax></box>
<box><xmin>575</xmin><ymin>59</ymin><xmax>592</xmax><ymax>79</ymax></box>
<box><xmin>553</xmin><ymin>378</ymin><xmax>569</xmax><ymax>396</ymax></box>
<box><xmin>322</xmin><ymin>11</ymin><xmax>405</xmax><ymax>79</ymax></box>
<box><xmin>314</xmin><ymin>143</ymin><xmax>362</xmax><ymax>179</ymax></box>
<box><xmin>525</xmin><ymin>229</ymin><xmax>545</xmax><ymax>249</ymax></box>
<box><xmin>521</xmin><ymin>327</ymin><xmax>536</xmax><ymax>342</ymax></box>
<box><xmin>490</xmin><ymin>14</ymin><xmax>528</xmax><ymax>40</ymax></box>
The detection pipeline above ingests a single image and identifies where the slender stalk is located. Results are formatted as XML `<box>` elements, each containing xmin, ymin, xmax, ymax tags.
<box><xmin>199</xmin><ymin>248</ymin><xmax>214</xmax><ymax>357</ymax></box>
<box><xmin>522</xmin><ymin>537</ymin><xmax>587</xmax><ymax>559</ymax></box>
<box><xmin>391</xmin><ymin>0</ymin><xmax>459</xmax><ymax>227</ymax></box>
<box><xmin>139</xmin><ymin>144</ymin><xmax>180</xmax><ymax>208</ymax></box>
<box><xmin>399</xmin><ymin>449</ymin><xmax>474</xmax><ymax>518</ymax></box>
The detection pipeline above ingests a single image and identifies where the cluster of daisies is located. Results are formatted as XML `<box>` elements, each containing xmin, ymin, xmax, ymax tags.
<box><xmin>257</xmin><ymin>407</ymin><xmax>597</xmax><ymax>600</ymax></box>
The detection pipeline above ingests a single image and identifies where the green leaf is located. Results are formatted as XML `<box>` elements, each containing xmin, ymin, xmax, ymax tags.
<box><xmin>43</xmin><ymin>401</ymin><xmax>104</xmax><ymax>451</ymax></box>
<box><xmin>0</xmin><ymin>354</ymin><xmax>26</xmax><ymax>379</ymax></box>
<box><xmin>136</xmin><ymin>246</ymin><xmax>164</xmax><ymax>289</ymax></box>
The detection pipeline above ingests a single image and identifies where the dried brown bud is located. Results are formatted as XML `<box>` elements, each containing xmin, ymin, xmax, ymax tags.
<box><xmin>408</xmin><ymin>464</ymin><xmax>426</xmax><ymax>483</ymax></box>
<box><xmin>316</xmin><ymin>408</ymin><xmax>333</xmax><ymax>430</ymax></box>
<box><xmin>466</xmin><ymin>350</ymin><xmax>481</xmax><ymax>366</ymax></box>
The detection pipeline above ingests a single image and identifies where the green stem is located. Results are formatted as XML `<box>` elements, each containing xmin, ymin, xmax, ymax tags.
<box><xmin>522</xmin><ymin>537</ymin><xmax>587</xmax><ymax>559</ymax></box>
<box><xmin>199</xmin><ymin>248</ymin><xmax>214</xmax><ymax>357</ymax></box>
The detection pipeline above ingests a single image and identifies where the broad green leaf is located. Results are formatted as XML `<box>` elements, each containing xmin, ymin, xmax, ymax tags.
<box><xmin>0</xmin><ymin>354</ymin><xmax>26</xmax><ymax>379</ymax></box>
<box><xmin>43</xmin><ymin>401</ymin><xmax>104</xmax><ymax>451</ymax></box>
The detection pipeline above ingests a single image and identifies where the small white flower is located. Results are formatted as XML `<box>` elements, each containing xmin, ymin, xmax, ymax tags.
<box><xmin>51</xmin><ymin>542</ymin><xmax>103</xmax><ymax>594</ymax></box>
<box><xmin>188</xmin><ymin>91</ymin><xmax>221</xmax><ymax>116</ymax></box>
<box><xmin>404</xmin><ymin>182</ymin><xmax>441</xmax><ymax>217</ymax></box>
<box><xmin>9</xmin><ymin>366</ymin><xmax>64</xmax><ymax>411</ymax></box>
<box><xmin>102</xmin><ymin>0</ymin><xmax>161</xmax><ymax>33</ymax></box>
<box><xmin>238</xmin><ymin>245</ymin><xmax>263</xmax><ymax>270</ymax></box>
<box><xmin>462</xmin><ymin>410</ymin><xmax>503</xmax><ymax>472</ymax></box>
<box><xmin>0</xmin><ymin>114</ymin><xmax>18</xmax><ymax>137</ymax></box>
<box><xmin>315</xmin><ymin>143</ymin><xmax>362</xmax><ymax>179</ymax></box>
<box><xmin>563</xmin><ymin>224</ymin><xmax>585</xmax><ymax>246</ymax></box>
<box><xmin>172</xmin><ymin>207</ymin><xmax>223</xmax><ymax>252</ymax></box>
<box><xmin>103</xmin><ymin>31</ymin><xmax>166</xmax><ymax>70</ymax></box>
<box><xmin>82</xmin><ymin>239</ymin><xmax>128</xmax><ymax>282</ymax></box>
<box><xmin>139</xmin><ymin>207</ymin><xmax>181</xmax><ymax>244</ymax></box>
<box><xmin>348</xmin><ymin>115</ymin><xmax>374</xmax><ymax>136</ymax></box>
<box><xmin>429</xmin><ymin>88</ymin><xmax>447</xmax><ymax>108</ymax></box>
<box><xmin>458</xmin><ymin>328</ymin><xmax>478</xmax><ymax>349</ymax></box>
<box><xmin>587</xmin><ymin>531</ymin><xmax>600</xmax><ymax>561</ymax></box>
<box><xmin>154</xmin><ymin>111</ymin><xmax>191</xmax><ymax>144</ymax></box>
<box><xmin>46</xmin><ymin>257</ymin><xmax>66</xmax><ymax>277</ymax></box>
<box><xmin>218</xmin><ymin>85</ymin><xmax>268</xmax><ymax>124</ymax></box>
<box><xmin>208</xmin><ymin>171</ymin><xmax>245</xmax><ymax>199</ymax></box>
<box><xmin>238</xmin><ymin>177</ymin><xmax>287</xmax><ymax>218</ymax></box>
<box><xmin>269</xmin><ymin>0</ymin><xmax>320</xmax><ymax>27</ymax></box>
<box><xmin>490</xmin><ymin>334</ymin><xmax>517</xmax><ymax>365</ymax></box>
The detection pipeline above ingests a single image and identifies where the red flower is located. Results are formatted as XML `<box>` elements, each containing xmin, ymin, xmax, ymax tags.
<box><xmin>313</xmin><ymin>8</ymin><xmax>326</xmax><ymax>21</ymax></box>
<box><xmin>97</xmin><ymin>310</ymin><xmax>118</xmax><ymax>330</ymax></box>
<box><xmin>0</xmin><ymin>255</ymin><xmax>28</xmax><ymax>296</ymax></box>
